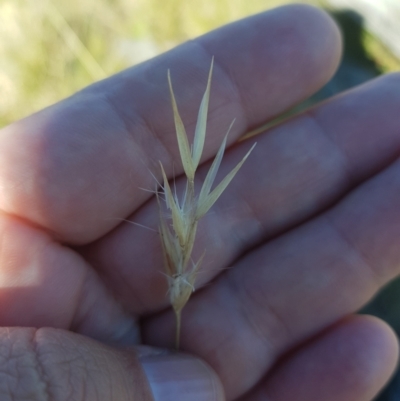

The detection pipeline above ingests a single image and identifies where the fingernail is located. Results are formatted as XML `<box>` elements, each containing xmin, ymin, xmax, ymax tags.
<box><xmin>141</xmin><ymin>354</ymin><xmax>224</xmax><ymax>401</ymax></box>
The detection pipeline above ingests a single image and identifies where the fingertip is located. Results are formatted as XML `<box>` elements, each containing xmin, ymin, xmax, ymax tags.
<box><xmin>312</xmin><ymin>315</ymin><xmax>399</xmax><ymax>399</ymax></box>
<box><xmin>278</xmin><ymin>3</ymin><xmax>343</xmax><ymax>86</ymax></box>
<box><xmin>348</xmin><ymin>314</ymin><xmax>399</xmax><ymax>388</ymax></box>
<box><xmin>200</xmin><ymin>3</ymin><xmax>343</xmax><ymax>124</ymax></box>
<box><xmin>245</xmin><ymin>315</ymin><xmax>399</xmax><ymax>401</ymax></box>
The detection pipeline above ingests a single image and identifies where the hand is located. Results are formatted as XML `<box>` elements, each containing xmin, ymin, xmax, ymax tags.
<box><xmin>0</xmin><ymin>4</ymin><xmax>399</xmax><ymax>400</ymax></box>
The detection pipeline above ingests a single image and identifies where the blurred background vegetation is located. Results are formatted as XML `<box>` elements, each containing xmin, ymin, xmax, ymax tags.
<box><xmin>1</xmin><ymin>0</ymin><xmax>399</xmax><ymax>128</ymax></box>
<box><xmin>0</xmin><ymin>0</ymin><xmax>400</xmax><ymax>399</ymax></box>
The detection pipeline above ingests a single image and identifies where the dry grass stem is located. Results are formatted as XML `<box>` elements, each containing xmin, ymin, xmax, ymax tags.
<box><xmin>158</xmin><ymin>59</ymin><xmax>256</xmax><ymax>349</ymax></box>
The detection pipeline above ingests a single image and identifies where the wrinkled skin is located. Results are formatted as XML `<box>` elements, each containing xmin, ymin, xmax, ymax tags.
<box><xmin>0</xmin><ymin>4</ymin><xmax>399</xmax><ymax>401</ymax></box>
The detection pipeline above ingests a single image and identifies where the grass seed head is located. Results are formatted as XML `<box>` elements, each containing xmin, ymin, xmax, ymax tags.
<box><xmin>158</xmin><ymin>59</ymin><xmax>255</xmax><ymax>349</ymax></box>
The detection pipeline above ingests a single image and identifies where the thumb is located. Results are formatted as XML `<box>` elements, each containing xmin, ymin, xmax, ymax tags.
<box><xmin>1</xmin><ymin>327</ymin><xmax>225</xmax><ymax>401</ymax></box>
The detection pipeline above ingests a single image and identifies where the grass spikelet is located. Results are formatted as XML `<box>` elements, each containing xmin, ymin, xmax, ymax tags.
<box><xmin>159</xmin><ymin>60</ymin><xmax>255</xmax><ymax>349</ymax></box>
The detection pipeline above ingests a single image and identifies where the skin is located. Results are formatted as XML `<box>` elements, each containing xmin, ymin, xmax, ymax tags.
<box><xmin>0</xmin><ymin>3</ymin><xmax>399</xmax><ymax>400</ymax></box>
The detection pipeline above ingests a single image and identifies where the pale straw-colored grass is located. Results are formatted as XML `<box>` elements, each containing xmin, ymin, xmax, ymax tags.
<box><xmin>158</xmin><ymin>59</ymin><xmax>256</xmax><ymax>349</ymax></box>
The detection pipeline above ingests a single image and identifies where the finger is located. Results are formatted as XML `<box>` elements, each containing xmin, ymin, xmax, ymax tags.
<box><xmin>0</xmin><ymin>211</ymin><xmax>138</xmax><ymax>345</ymax></box>
<box><xmin>144</xmin><ymin>124</ymin><xmax>400</xmax><ymax>399</ymax></box>
<box><xmin>84</xmin><ymin>73</ymin><xmax>400</xmax><ymax>315</ymax></box>
<box><xmin>240</xmin><ymin>315</ymin><xmax>398</xmax><ymax>401</ymax></box>
<box><xmin>0</xmin><ymin>4</ymin><xmax>341</xmax><ymax>244</ymax></box>
<box><xmin>0</xmin><ymin>327</ymin><xmax>223</xmax><ymax>401</ymax></box>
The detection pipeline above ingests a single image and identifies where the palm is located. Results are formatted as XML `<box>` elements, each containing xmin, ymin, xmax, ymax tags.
<box><xmin>0</xmin><ymin>5</ymin><xmax>399</xmax><ymax>401</ymax></box>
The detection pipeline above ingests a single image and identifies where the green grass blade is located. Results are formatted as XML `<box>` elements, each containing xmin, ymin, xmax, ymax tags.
<box><xmin>198</xmin><ymin>134</ymin><xmax>227</xmax><ymax>206</ymax></box>
<box><xmin>196</xmin><ymin>143</ymin><xmax>256</xmax><ymax>218</ymax></box>
<box><xmin>160</xmin><ymin>162</ymin><xmax>186</xmax><ymax>247</ymax></box>
<box><xmin>168</xmin><ymin>70</ymin><xmax>195</xmax><ymax>181</ymax></box>
<box><xmin>198</xmin><ymin>119</ymin><xmax>234</xmax><ymax>209</ymax></box>
<box><xmin>159</xmin><ymin>222</ymin><xmax>174</xmax><ymax>277</ymax></box>
<box><xmin>192</xmin><ymin>58</ymin><xmax>214</xmax><ymax>170</ymax></box>
<box><xmin>157</xmin><ymin>191</ymin><xmax>180</xmax><ymax>276</ymax></box>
